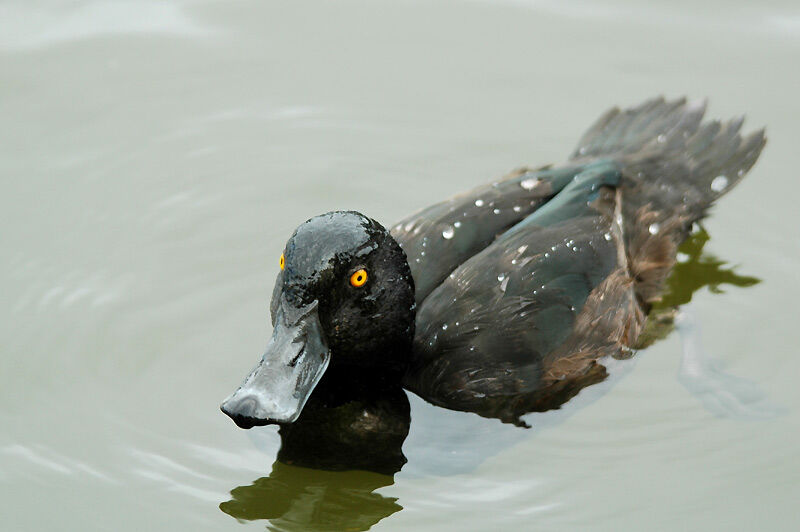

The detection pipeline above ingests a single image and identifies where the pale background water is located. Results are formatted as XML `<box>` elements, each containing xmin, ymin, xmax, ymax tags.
<box><xmin>1</xmin><ymin>1</ymin><xmax>799</xmax><ymax>530</ymax></box>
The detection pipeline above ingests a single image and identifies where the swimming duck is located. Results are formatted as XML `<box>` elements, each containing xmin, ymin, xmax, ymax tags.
<box><xmin>221</xmin><ymin>97</ymin><xmax>765</xmax><ymax>429</ymax></box>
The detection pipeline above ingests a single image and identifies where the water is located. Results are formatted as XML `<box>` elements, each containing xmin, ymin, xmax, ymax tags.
<box><xmin>1</xmin><ymin>1</ymin><xmax>799</xmax><ymax>530</ymax></box>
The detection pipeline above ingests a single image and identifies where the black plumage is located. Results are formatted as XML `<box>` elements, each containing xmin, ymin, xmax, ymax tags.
<box><xmin>222</xmin><ymin>96</ymin><xmax>765</xmax><ymax>437</ymax></box>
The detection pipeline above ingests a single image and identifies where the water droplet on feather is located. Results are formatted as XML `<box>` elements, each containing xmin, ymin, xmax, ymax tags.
<box><xmin>711</xmin><ymin>175</ymin><xmax>728</xmax><ymax>192</ymax></box>
<box><xmin>520</xmin><ymin>178</ymin><xmax>541</xmax><ymax>190</ymax></box>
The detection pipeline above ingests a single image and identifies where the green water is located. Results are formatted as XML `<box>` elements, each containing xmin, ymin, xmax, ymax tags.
<box><xmin>2</xmin><ymin>1</ymin><xmax>799</xmax><ymax>530</ymax></box>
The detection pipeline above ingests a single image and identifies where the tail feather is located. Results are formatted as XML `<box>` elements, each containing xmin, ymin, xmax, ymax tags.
<box><xmin>571</xmin><ymin>96</ymin><xmax>766</xmax><ymax>306</ymax></box>
<box><xmin>572</xmin><ymin>96</ymin><xmax>766</xmax><ymax>217</ymax></box>
<box><xmin>572</xmin><ymin>97</ymin><xmax>706</xmax><ymax>160</ymax></box>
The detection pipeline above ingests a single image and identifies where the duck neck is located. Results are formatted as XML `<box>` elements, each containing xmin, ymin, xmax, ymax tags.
<box><xmin>313</xmin><ymin>352</ymin><xmax>409</xmax><ymax>407</ymax></box>
<box><xmin>278</xmin><ymin>376</ymin><xmax>411</xmax><ymax>474</ymax></box>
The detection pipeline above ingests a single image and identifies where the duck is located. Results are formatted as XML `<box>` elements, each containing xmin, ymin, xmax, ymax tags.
<box><xmin>221</xmin><ymin>97</ymin><xmax>765</xmax><ymax>430</ymax></box>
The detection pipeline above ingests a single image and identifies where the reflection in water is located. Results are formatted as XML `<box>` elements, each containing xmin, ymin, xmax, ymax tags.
<box><xmin>657</xmin><ymin>230</ymin><xmax>777</xmax><ymax>418</ymax></box>
<box><xmin>220</xmin><ymin>461</ymin><xmax>401</xmax><ymax>531</ymax></box>
<box><xmin>659</xmin><ymin>228</ymin><xmax>760</xmax><ymax>307</ymax></box>
<box><xmin>220</xmin><ymin>385</ymin><xmax>409</xmax><ymax>530</ymax></box>
<box><xmin>637</xmin><ymin>228</ymin><xmax>760</xmax><ymax>347</ymax></box>
<box><xmin>219</xmin><ymin>228</ymin><xmax>761</xmax><ymax>529</ymax></box>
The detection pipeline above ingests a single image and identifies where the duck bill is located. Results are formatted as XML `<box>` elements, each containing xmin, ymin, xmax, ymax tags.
<box><xmin>221</xmin><ymin>300</ymin><xmax>330</xmax><ymax>428</ymax></box>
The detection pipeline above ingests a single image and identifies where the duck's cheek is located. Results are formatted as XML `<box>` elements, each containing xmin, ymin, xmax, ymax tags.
<box><xmin>323</xmin><ymin>313</ymin><xmax>353</xmax><ymax>353</ymax></box>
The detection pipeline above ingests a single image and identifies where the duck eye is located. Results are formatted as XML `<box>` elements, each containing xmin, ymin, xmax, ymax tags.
<box><xmin>349</xmin><ymin>269</ymin><xmax>368</xmax><ymax>288</ymax></box>
<box><xmin>279</xmin><ymin>253</ymin><xmax>285</xmax><ymax>270</ymax></box>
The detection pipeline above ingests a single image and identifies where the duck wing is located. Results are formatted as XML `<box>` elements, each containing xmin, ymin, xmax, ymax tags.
<box><xmin>404</xmin><ymin>97</ymin><xmax>765</xmax><ymax>424</ymax></box>
<box><xmin>390</xmin><ymin>164</ymin><xmax>592</xmax><ymax>304</ymax></box>
<box><xmin>405</xmin><ymin>162</ymin><xmax>633</xmax><ymax>423</ymax></box>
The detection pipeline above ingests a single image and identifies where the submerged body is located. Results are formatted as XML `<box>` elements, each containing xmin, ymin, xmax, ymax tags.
<box><xmin>222</xmin><ymin>97</ymin><xmax>765</xmax><ymax>435</ymax></box>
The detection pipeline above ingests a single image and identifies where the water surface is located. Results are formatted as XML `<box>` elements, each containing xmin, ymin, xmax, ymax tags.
<box><xmin>1</xmin><ymin>1</ymin><xmax>799</xmax><ymax>530</ymax></box>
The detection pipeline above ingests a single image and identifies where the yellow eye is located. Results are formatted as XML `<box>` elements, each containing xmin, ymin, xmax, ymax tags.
<box><xmin>350</xmin><ymin>269</ymin><xmax>368</xmax><ymax>287</ymax></box>
<box><xmin>279</xmin><ymin>253</ymin><xmax>285</xmax><ymax>270</ymax></box>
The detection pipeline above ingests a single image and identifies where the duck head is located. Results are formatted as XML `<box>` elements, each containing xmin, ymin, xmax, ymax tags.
<box><xmin>221</xmin><ymin>211</ymin><xmax>415</xmax><ymax>428</ymax></box>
